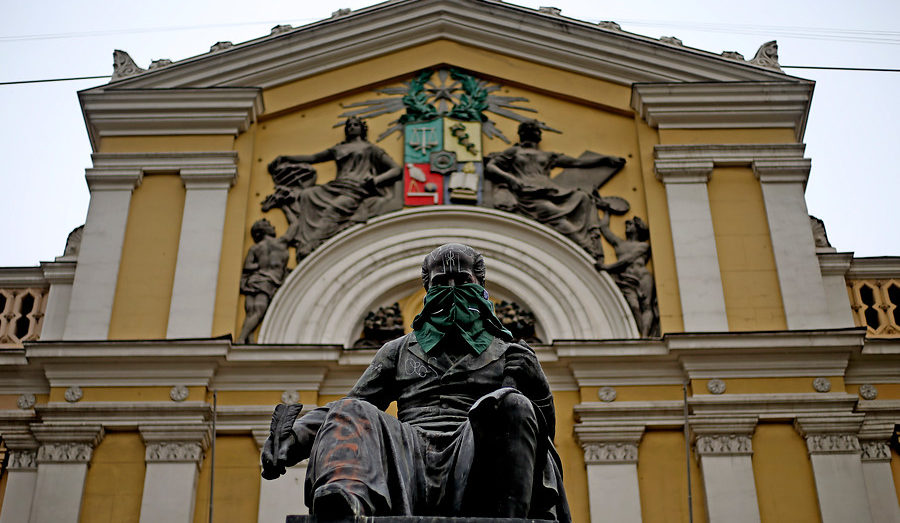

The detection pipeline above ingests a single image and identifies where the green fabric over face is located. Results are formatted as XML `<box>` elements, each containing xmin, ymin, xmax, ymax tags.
<box><xmin>412</xmin><ymin>283</ymin><xmax>512</xmax><ymax>354</ymax></box>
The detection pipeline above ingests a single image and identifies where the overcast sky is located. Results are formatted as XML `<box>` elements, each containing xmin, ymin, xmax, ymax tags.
<box><xmin>1</xmin><ymin>0</ymin><xmax>897</xmax><ymax>267</ymax></box>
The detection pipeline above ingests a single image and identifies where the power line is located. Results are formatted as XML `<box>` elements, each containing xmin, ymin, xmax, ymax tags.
<box><xmin>3</xmin><ymin>64</ymin><xmax>899</xmax><ymax>86</ymax></box>
<box><xmin>0</xmin><ymin>75</ymin><xmax>110</xmax><ymax>86</ymax></box>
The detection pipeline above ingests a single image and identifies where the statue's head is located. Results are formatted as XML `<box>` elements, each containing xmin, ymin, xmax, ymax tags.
<box><xmin>421</xmin><ymin>243</ymin><xmax>486</xmax><ymax>289</ymax></box>
<box><xmin>250</xmin><ymin>219</ymin><xmax>276</xmax><ymax>242</ymax></box>
<box><xmin>517</xmin><ymin>119</ymin><xmax>543</xmax><ymax>144</ymax></box>
<box><xmin>344</xmin><ymin>116</ymin><xmax>368</xmax><ymax>141</ymax></box>
<box><xmin>625</xmin><ymin>216</ymin><xmax>650</xmax><ymax>242</ymax></box>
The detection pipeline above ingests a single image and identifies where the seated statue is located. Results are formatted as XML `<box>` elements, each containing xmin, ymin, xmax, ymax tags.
<box><xmin>485</xmin><ymin>120</ymin><xmax>625</xmax><ymax>262</ymax></box>
<box><xmin>261</xmin><ymin>243</ymin><xmax>570</xmax><ymax>521</ymax></box>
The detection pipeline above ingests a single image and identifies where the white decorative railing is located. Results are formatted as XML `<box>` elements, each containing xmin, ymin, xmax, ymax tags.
<box><xmin>0</xmin><ymin>287</ymin><xmax>48</xmax><ymax>347</ymax></box>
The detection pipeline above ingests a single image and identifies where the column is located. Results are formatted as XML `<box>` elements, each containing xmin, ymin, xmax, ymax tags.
<box><xmin>38</xmin><ymin>261</ymin><xmax>76</xmax><ymax>340</ymax></box>
<box><xmin>656</xmin><ymin>162</ymin><xmax>729</xmax><ymax>331</ymax></box>
<box><xmin>817</xmin><ymin>253</ymin><xmax>855</xmax><ymax>328</ymax></box>
<box><xmin>0</xmin><ymin>427</ymin><xmax>38</xmax><ymax>523</ymax></box>
<box><xmin>859</xmin><ymin>440</ymin><xmax>900</xmax><ymax>523</ymax></box>
<box><xmin>63</xmin><ymin>169</ymin><xmax>141</xmax><ymax>339</ymax></box>
<box><xmin>166</xmin><ymin>168</ymin><xmax>236</xmax><ymax>338</ymax></box>
<box><xmin>692</xmin><ymin>418</ymin><xmax>761</xmax><ymax>523</ymax></box>
<box><xmin>576</xmin><ymin>426</ymin><xmax>644</xmax><ymax>523</ymax></box>
<box><xmin>754</xmin><ymin>160</ymin><xmax>830</xmax><ymax>329</ymax></box>
<box><xmin>138</xmin><ymin>425</ymin><xmax>210</xmax><ymax>523</ymax></box>
<box><xmin>29</xmin><ymin>424</ymin><xmax>104</xmax><ymax>523</ymax></box>
<box><xmin>795</xmin><ymin>417</ymin><xmax>873</xmax><ymax>523</ymax></box>
<box><xmin>253</xmin><ymin>429</ymin><xmax>308</xmax><ymax>522</ymax></box>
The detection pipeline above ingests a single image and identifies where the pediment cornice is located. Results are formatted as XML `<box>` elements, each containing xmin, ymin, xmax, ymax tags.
<box><xmin>85</xmin><ymin>0</ymin><xmax>800</xmax><ymax>94</ymax></box>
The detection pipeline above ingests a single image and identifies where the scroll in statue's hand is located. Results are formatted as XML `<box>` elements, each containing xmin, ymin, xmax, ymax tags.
<box><xmin>261</xmin><ymin>403</ymin><xmax>303</xmax><ymax>480</ymax></box>
<box><xmin>503</xmin><ymin>343</ymin><xmax>551</xmax><ymax>400</ymax></box>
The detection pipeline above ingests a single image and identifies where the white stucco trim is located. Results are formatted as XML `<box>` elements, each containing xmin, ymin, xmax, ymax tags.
<box><xmin>259</xmin><ymin>206</ymin><xmax>638</xmax><ymax>345</ymax></box>
<box><xmin>166</xmin><ymin>167</ymin><xmax>237</xmax><ymax>339</ymax></box>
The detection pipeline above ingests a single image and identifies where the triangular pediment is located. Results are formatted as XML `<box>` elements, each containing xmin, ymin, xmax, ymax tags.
<box><xmin>85</xmin><ymin>0</ymin><xmax>801</xmax><ymax>94</ymax></box>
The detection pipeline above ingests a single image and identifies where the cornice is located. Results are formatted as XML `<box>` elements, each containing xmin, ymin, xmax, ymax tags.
<box><xmin>35</xmin><ymin>401</ymin><xmax>210</xmax><ymax>427</ymax></box>
<box><xmin>39</xmin><ymin>260</ymin><xmax>77</xmax><ymax>284</ymax></box>
<box><xmin>632</xmin><ymin>82</ymin><xmax>813</xmax><ymax>140</ymax></box>
<box><xmin>574</xmin><ymin>400</ymin><xmax>685</xmax><ymax>429</ymax></box>
<box><xmin>846</xmin><ymin>256</ymin><xmax>900</xmax><ymax>279</ymax></box>
<box><xmin>79</xmin><ymin>88</ymin><xmax>263</xmax><ymax>152</ymax></box>
<box><xmin>91</xmin><ymin>0</ymin><xmax>796</xmax><ymax>93</ymax></box>
<box><xmin>655</xmin><ymin>143</ymin><xmax>807</xmax><ymax>164</ymax></box>
<box><xmin>689</xmin><ymin>393</ymin><xmax>859</xmax><ymax>421</ymax></box>
<box><xmin>817</xmin><ymin>252</ymin><xmax>854</xmax><ymax>276</ymax></box>
<box><xmin>0</xmin><ymin>267</ymin><xmax>47</xmax><ymax>288</ymax></box>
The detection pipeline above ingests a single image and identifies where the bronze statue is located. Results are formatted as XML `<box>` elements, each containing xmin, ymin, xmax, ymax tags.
<box><xmin>237</xmin><ymin>219</ymin><xmax>289</xmax><ymax>344</ymax></box>
<box><xmin>261</xmin><ymin>244</ymin><xmax>570</xmax><ymax>521</ymax></box>
<box><xmin>597</xmin><ymin>211</ymin><xmax>660</xmax><ymax>337</ymax></box>
<box><xmin>485</xmin><ymin>120</ymin><xmax>625</xmax><ymax>262</ymax></box>
<box><xmin>265</xmin><ymin>117</ymin><xmax>403</xmax><ymax>261</ymax></box>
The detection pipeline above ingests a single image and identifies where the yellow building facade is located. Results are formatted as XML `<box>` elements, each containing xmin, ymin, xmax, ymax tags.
<box><xmin>1</xmin><ymin>1</ymin><xmax>899</xmax><ymax>522</ymax></box>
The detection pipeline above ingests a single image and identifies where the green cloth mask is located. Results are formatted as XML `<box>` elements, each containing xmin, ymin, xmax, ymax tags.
<box><xmin>412</xmin><ymin>283</ymin><xmax>512</xmax><ymax>354</ymax></box>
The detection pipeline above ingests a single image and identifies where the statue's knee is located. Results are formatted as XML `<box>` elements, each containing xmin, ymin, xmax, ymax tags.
<box><xmin>496</xmin><ymin>392</ymin><xmax>537</xmax><ymax>425</ymax></box>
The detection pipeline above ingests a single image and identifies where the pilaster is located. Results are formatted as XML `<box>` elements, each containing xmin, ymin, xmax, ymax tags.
<box><xmin>166</xmin><ymin>158</ymin><xmax>238</xmax><ymax>338</ymax></box>
<box><xmin>654</xmin><ymin>159</ymin><xmax>728</xmax><ymax>331</ymax></box>
<box><xmin>138</xmin><ymin>424</ymin><xmax>211</xmax><ymax>523</ymax></box>
<box><xmin>795</xmin><ymin>415</ymin><xmax>873</xmax><ymax>523</ymax></box>
<box><xmin>38</xmin><ymin>261</ymin><xmax>76</xmax><ymax>341</ymax></box>
<box><xmin>691</xmin><ymin>417</ymin><xmax>761</xmax><ymax>523</ymax></box>
<box><xmin>0</xmin><ymin>425</ymin><xmax>38</xmax><ymax>523</ymax></box>
<box><xmin>63</xmin><ymin>167</ymin><xmax>141</xmax><ymax>339</ymax></box>
<box><xmin>254</xmin><ymin>428</ymin><xmax>309</xmax><ymax>521</ymax></box>
<box><xmin>29</xmin><ymin>424</ymin><xmax>104</xmax><ymax>523</ymax></box>
<box><xmin>754</xmin><ymin>160</ymin><xmax>829</xmax><ymax>329</ymax></box>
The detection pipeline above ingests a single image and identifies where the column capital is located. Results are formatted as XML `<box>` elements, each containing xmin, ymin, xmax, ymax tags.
<box><xmin>7</xmin><ymin>449</ymin><xmax>38</xmax><ymax>470</ymax></box>
<box><xmin>85</xmin><ymin>168</ymin><xmax>143</xmax><ymax>191</ymax></box>
<box><xmin>654</xmin><ymin>160</ymin><xmax>713</xmax><ymax>183</ymax></box>
<box><xmin>139</xmin><ymin>424</ymin><xmax>210</xmax><ymax>463</ymax></box>
<box><xmin>859</xmin><ymin>440</ymin><xmax>892</xmax><ymax>462</ymax></box>
<box><xmin>752</xmin><ymin>158</ymin><xmax>811</xmax><ymax>184</ymax></box>
<box><xmin>30</xmin><ymin>423</ymin><xmax>104</xmax><ymax>464</ymax></box>
<box><xmin>180</xmin><ymin>167</ymin><xmax>237</xmax><ymax>190</ymax></box>
<box><xmin>695</xmin><ymin>434</ymin><xmax>754</xmax><ymax>456</ymax></box>
<box><xmin>583</xmin><ymin>442</ymin><xmax>639</xmax><ymax>464</ymax></box>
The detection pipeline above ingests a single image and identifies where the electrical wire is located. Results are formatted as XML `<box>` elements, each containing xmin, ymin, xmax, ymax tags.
<box><xmin>0</xmin><ymin>75</ymin><xmax>110</xmax><ymax>86</ymax></box>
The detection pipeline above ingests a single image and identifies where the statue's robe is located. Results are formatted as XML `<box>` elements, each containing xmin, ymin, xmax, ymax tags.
<box><xmin>292</xmin><ymin>333</ymin><xmax>570</xmax><ymax>521</ymax></box>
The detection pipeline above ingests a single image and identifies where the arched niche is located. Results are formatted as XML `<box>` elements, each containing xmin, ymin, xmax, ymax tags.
<box><xmin>258</xmin><ymin>207</ymin><xmax>639</xmax><ymax>345</ymax></box>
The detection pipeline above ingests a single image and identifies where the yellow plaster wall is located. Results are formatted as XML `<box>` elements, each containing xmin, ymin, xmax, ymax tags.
<box><xmin>658</xmin><ymin>128</ymin><xmax>798</xmax><ymax>145</ymax></box>
<box><xmin>693</xmin><ymin>377</ymin><xmax>845</xmax><ymax>395</ymax></box>
<box><xmin>193</xmin><ymin>435</ymin><xmax>261</xmax><ymax>523</ymax></box>
<box><xmin>48</xmin><ymin>386</ymin><xmax>204</xmax><ymax>403</ymax></box>
<box><xmin>638</xmin><ymin>431</ymin><xmax>707</xmax><ymax>523</ymax></box>
<box><xmin>263</xmin><ymin>40</ymin><xmax>632</xmax><ymax>117</ymax></box>
<box><xmin>634</xmin><ymin>119</ymin><xmax>683</xmax><ymax>333</ymax></box>
<box><xmin>108</xmin><ymin>174</ymin><xmax>185</xmax><ymax>339</ymax></box>
<box><xmin>847</xmin><ymin>382</ymin><xmax>900</xmax><ymax>399</ymax></box>
<box><xmin>752</xmin><ymin>424</ymin><xmax>822</xmax><ymax>522</ymax></box>
<box><xmin>80</xmin><ymin>432</ymin><xmax>145</xmax><ymax>523</ymax></box>
<box><xmin>580</xmin><ymin>385</ymin><xmax>683</xmax><ymax>402</ymax></box>
<box><xmin>98</xmin><ymin>135</ymin><xmax>234</xmax><ymax>153</ymax></box>
<box><xmin>708</xmin><ymin>167</ymin><xmax>786</xmax><ymax>330</ymax></box>
<box><xmin>553</xmin><ymin>390</ymin><xmax>589</xmax><ymax>523</ymax></box>
<box><xmin>213</xmin><ymin>390</ymin><xmax>319</xmax><ymax>406</ymax></box>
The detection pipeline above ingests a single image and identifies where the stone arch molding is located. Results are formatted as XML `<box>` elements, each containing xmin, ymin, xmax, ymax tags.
<box><xmin>258</xmin><ymin>207</ymin><xmax>639</xmax><ymax>346</ymax></box>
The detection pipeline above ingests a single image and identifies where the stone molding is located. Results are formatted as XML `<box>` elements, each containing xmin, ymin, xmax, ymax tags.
<box><xmin>145</xmin><ymin>442</ymin><xmax>205</xmax><ymax>463</ymax></box>
<box><xmin>84</xmin><ymin>169</ymin><xmax>143</xmax><ymax>192</ymax></box>
<box><xmin>87</xmin><ymin>152</ymin><xmax>238</xmax><ymax>191</ymax></box>
<box><xmin>859</xmin><ymin>440</ymin><xmax>892</xmax><ymax>462</ymax></box>
<box><xmin>632</xmin><ymin>82</ymin><xmax>813</xmax><ymax>140</ymax></box>
<box><xmin>7</xmin><ymin>449</ymin><xmax>37</xmax><ymax>469</ymax></box>
<box><xmin>94</xmin><ymin>0</ymin><xmax>791</xmax><ymax>93</ymax></box>
<box><xmin>39</xmin><ymin>260</ymin><xmax>77</xmax><ymax>285</ymax></box>
<box><xmin>583</xmin><ymin>442</ymin><xmax>639</xmax><ymax>464</ymax></box>
<box><xmin>37</xmin><ymin>442</ymin><xmax>94</xmax><ymax>463</ymax></box>
<box><xmin>804</xmin><ymin>434</ymin><xmax>861</xmax><ymax>455</ymax></box>
<box><xmin>847</xmin><ymin>257</ymin><xmax>900</xmax><ymax>280</ymax></box>
<box><xmin>816</xmin><ymin>252</ymin><xmax>854</xmax><ymax>277</ymax></box>
<box><xmin>655</xmin><ymin>143</ymin><xmax>810</xmax><ymax>184</ymax></box>
<box><xmin>79</xmin><ymin>88</ymin><xmax>263</xmax><ymax>151</ymax></box>
<box><xmin>259</xmin><ymin>206</ymin><xmax>638</xmax><ymax>345</ymax></box>
<box><xmin>695</xmin><ymin>434</ymin><xmax>753</xmax><ymax>456</ymax></box>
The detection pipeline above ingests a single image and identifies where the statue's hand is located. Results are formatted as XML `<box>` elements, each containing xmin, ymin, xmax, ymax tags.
<box><xmin>504</xmin><ymin>343</ymin><xmax>551</xmax><ymax>400</ymax></box>
<box><xmin>260</xmin><ymin>403</ymin><xmax>303</xmax><ymax>480</ymax></box>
